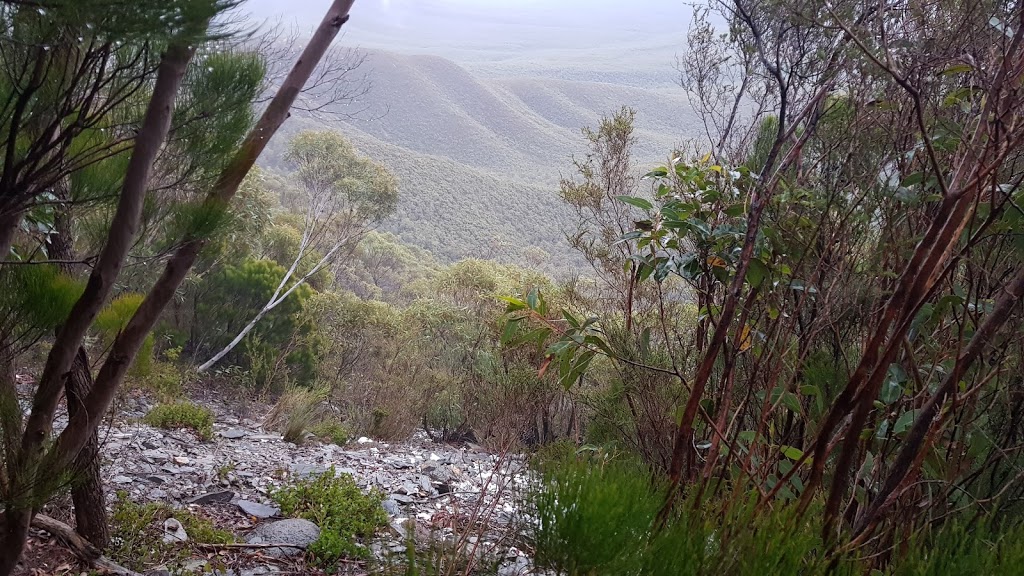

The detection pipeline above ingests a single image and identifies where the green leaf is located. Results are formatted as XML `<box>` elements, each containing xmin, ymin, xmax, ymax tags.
<box><xmin>940</xmin><ymin>63</ymin><xmax>973</xmax><ymax>76</ymax></box>
<box><xmin>723</xmin><ymin>203</ymin><xmax>746</xmax><ymax>217</ymax></box>
<box><xmin>746</xmin><ymin>258</ymin><xmax>769</xmax><ymax>288</ymax></box>
<box><xmin>497</xmin><ymin>295</ymin><xmax>526</xmax><ymax>312</ymax></box>
<box><xmin>643</xmin><ymin>167</ymin><xmax>669</xmax><ymax>179</ymax></box>
<box><xmin>780</xmin><ymin>446</ymin><xmax>804</xmax><ymax>461</ymax></box>
<box><xmin>526</xmin><ymin>288</ymin><xmax>539</xmax><ymax>311</ymax></box>
<box><xmin>893</xmin><ymin>409</ymin><xmax>921</xmax><ymax>436</ymax></box>
<box><xmin>616</xmin><ymin>195</ymin><xmax>654</xmax><ymax>211</ymax></box>
<box><xmin>500</xmin><ymin>319</ymin><xmax>520</xmax><ymax>346</ymax></box>
<box><xmin>771</xmin><ymin>388</ymin><xmax>803</xmax><ymax>414</ymax></box>
<box><xmin>901</xmin><ymin>172</ymin><xmax>925</xmax><ymax>187</ymax></box>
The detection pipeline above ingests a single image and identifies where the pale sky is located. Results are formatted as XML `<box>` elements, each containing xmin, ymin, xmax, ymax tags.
<box><xmin>242</xmin><ymin>0</ymin><xmax>694</xmax><ymax>64</ymax></box>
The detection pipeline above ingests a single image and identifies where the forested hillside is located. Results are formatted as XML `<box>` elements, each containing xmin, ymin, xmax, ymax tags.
<box><xmin>258</xmin><ymin>49</ymin><xmax>695</xmax><ymax>265</ymax></box>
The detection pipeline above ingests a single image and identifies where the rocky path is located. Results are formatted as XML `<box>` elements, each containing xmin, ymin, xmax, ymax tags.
<box><xmin>95</xmin><ymin>396</ymin><xmax>534</xmax><ymax>575</ymax></box>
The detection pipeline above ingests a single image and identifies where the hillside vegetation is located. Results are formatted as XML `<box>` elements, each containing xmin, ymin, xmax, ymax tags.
<box><xmin>259</xmin><ymin>49</ymin><xmax>695</xmax><ymax>265</ymax></box>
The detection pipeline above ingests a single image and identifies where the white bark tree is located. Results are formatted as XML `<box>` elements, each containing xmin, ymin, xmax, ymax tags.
<box><xmin>197</xmin><ymin>130</ymin><xmax>397</xmax><ymax>372</ymax></box>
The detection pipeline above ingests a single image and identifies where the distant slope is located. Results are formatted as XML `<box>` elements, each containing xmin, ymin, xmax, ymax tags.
<box><xmin>261</xmin><ymin>49</ymin><xmax>698</xmax><ymax>267</ymax></box>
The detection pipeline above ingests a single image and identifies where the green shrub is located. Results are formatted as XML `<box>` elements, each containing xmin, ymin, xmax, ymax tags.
<box><xmin>532</xmin><ymin>456</ymin><xmax>857</xmax><ymax>576</ymax></box>
<box><xmin>143</xmin><ymin>402</ymin><xmax>214</xmax><ymax>440</ymax></box>
<box><xmin>129</xmin><ymin>359</ymin><xmax>182</xmax><ymax>400</ymax></box>
<box><xmin>262</xmin><ymin>385</ymin><xmax>329</xmax><ymax>444</ymax></box>
<box><xmin>890</xmin><ymin>519</ymin><xmax>1024</xmax><ymax>575</ymax></box>
<box><xmin>271</xmin><ymin>467</ymin><xmax>388</xmax><ymax>567</ymax></box>
<box><xmin>310</xmin><ymin>420</ymin><xmax>349</xmax><ymax>445</ymax></box>
<box><xmin>109</xmin><ymin>492</ymin><xmax>234</xmax><ymax>571</ymax></box>
<box><xmin>532</xmin><ymin>455</ymin><xmax>1024</xmax><ymax>575</ymax></box>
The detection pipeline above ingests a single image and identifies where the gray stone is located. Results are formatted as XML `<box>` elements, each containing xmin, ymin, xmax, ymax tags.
<box><xmin>247</xmin><ymin>518</ymin><xmax>320</xmax><ymax>558</ymax></box>
<box><xmin>390</xmin><ymin>493</ymin><xmax>414</xmax><ymax>504</ymax></box>
<box><xmin>162</xmin><ymin>518</ymin><xmax>188</xmax><ymax>544</ymax></box>
<box><xmin>142</xmin><ymin>449</ymin><xmax>169</xmax><ymax>462</ymax></box>
<box><xmin>220</xmin><ymin>428</ymin><xmax>248</xmax><ymax>439</ymax></box>
<box><xmin>382</xmin><ymin>498</ymin><xmax>401</xmax><ymax>516</ymax></box>
<box><xmin>418</xmin><ymin>475</ymin><xmax>436</xmax><ymax>496</ymax></box>
<box><xmin>112</xmin><ymin>475</ymin><xmax>133</xmax><ymax>484</ymax></box>
<box><xmin>144</xmin><ymin>568</ymin><xmax>171</xmax><ymax>576</ymax></box>
<box><xmin>188</xmin><ymin>490</ymin><xmax>234</xmax><ymax>505</ymax></box>
<box><xmin>237</xmin><ymin>500</ymin><xmax>279</xmax><ymax>518</ymax></box>
<box><xmin>290</xmin><ymin>463</ymin><xmax>327</xmax><ymax>478</ymax></box>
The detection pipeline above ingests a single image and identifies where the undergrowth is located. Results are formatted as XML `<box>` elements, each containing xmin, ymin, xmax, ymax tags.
<box><xmin>143</xmin><ymin>402</ymin><xmax>214</xmax><ymax>440</ymax></box>
<box><xmin>271</xmin><ymin>466</ymin><xmax>388</xmax><ymax>569</ymax></box>
<box><xmin>108</xmin><ymin>492</ymin><xmax>234</xmax><ymax>572</ymax></box>
<box><xmin>531</xmin><ymin>454</ymin><xmax>1024</xmax><ymax>575</ymax></box>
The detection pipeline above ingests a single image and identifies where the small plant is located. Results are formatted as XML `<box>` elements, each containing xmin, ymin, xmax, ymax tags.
<box><xmin>130</xmin><ymin>359</ymin><xmax>183</xmax><ymax>400</ymax></box>
<box><xmin>108</xmin><ymin>492</ymin><xmax>234</xmax><ymax>571</ymax></box>
<box><xmin>143</xmin><ymin>402</ymin><xmax>214</xmax><ymax>440</ymax></box>
<box><xmin>216</xmin><ymin>460</ymin><xmax>237</xmax><ymax>482</ymax></box>
<box><xmin>263</xmin><ymin>385</ymin><xmax>330</xmax><ymax>444</ymax></box>
<box><xmin>311</xmin><ymin>420</ymin><xmax>349</xmax><ymax>445</ymax></box>
<box><xmin>271</xmin><ymin>467</ymin><xmax>388</xmax><ymax>567</ymax></box>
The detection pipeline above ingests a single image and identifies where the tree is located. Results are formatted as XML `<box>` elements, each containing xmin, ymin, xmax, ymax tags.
<box><xmin>0</xmin><ymin>0</ymin><xmax>358</xmax><ymax>571</ymax></box>
<box><xmin>506</xmin><ymin>0</ymin><xmax>1024</xmax><ymax>565</ymax></box>
<box><xmin>197</xmin><ymin>129</ymin><xmax>397</xmax><ymax>372</ymax></box>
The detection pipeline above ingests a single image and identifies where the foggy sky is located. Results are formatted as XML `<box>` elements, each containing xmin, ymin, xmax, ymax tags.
<box><xmin>241</xmin><ymin>0</ymin><xmax>694</xmax><ymax>65</ymax></box>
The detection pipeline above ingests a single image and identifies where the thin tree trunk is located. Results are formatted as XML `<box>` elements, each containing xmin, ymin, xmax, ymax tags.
<box><xmin>0</xmin><ymin>37</ymin><xmax>198</xmax><ymax>576</ymax></box>
<box><xmin>0</xmin><ymin>355</ymin><xmax>28</xmax><ymax>576</ymax></box>
<box><xmin>852</xmin><ymin>266</ymin><xmax>1024</xmax><ymax>539</ymax></box>
<box><xmin>0</xmin><ymin>210</ymin><xmax>22</xmax><ymax>265</ymax></box>
<box><xmin>197</xmin><ymin>232</ymin><xmax>352</xmax><ymax>373</ymax></box>
<box><xmin>44</xmin><ymin>0</ymin><xmax>357</xmax><ymax>478</ymax></box>
<box><xmin>49</xmin><ymin>203</ymin><xmax>109</xmax><ymax>549</ymax></box>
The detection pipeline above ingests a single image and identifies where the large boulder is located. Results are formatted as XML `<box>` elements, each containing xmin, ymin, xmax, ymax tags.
<box><xmin>246</xmin><ymin>518</ymin><xmax>319</xmax><ymax>558</ymax></box>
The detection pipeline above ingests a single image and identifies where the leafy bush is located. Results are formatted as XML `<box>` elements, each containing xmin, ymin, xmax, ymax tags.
<box><xmin>143</xmin><ymin>402</ymin><xmax>214</xmax><ymax>441</ymax></box>
<box><xmin>532</xmin><ymin>455</ymin><xmax>1024</xmax><ymax>575</ymax></box>
<box><xmin>109</xmin><ymin>493</ymin><xmax>234</xmax><ymax>571</ymax></box>
<box><xmin>193</xmin><ymin>257</ymin><xmax>316</xmax><ymax>389</ymax></box>
<box><xmin>271</xmin><ymin>467</ymin><xmax>388</xmax><ymax>566</ymax></box>
<box><xmin>128</xmin><ymin>359</ymin><xmax>183</xmax><ymax>400</ymax></box>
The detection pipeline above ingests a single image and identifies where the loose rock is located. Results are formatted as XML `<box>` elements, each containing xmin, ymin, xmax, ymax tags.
<box><xmin>237</xmin><ymin>500</ymin><xmax>279</xmax><ymax>518</ymax></box>
<box><xmin>246</xmin><ymin>518</ymin><xmax>320</xmax><ymax>558</ymax></box>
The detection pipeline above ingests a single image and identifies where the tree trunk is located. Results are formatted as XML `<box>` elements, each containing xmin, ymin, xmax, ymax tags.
<box><xmin>0</xmin><ymin>37</ymin><xmax>199</xmax><ymax>576</ymax></box>
<box><xmin>0</xmin><ymin>356</ymin><xmax>28</xmax><ymax>576</ymax></box>
<box><xmin>0</xmin><ymin>210</ymin><xmax>21</xmax><ymax>264</ymax></box>
<box><xmin>49</xmin><ymin>206</ymin><xmax>109</xmax><ymax>549</ymax></box>
<box><xmin>65</xmin><ymin>348</ymin><xmax>108</xmax><ymax>548</ymax></box>
<box><xmin>43</xmin><ymin>0</ymin><xmax>358</xmax><ymax>479</ymax></box>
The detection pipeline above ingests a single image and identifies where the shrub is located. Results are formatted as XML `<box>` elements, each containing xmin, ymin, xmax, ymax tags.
<box><xmin>143</xmin><ymin>402</ymin><xmax>214</xmax><ymax>441</ymax></box>
<box><xmin>263</xmin><ymin>385</ymin><xmax>330</xmax><ymax>444</ymax></box>
<box><xmin>128</xmin><ymin>359</ymin><xmax>183</xmax><ymax>400</ymax></box>
<box><xmin>310</xmin><ymin>420</ymin><xmax>349</xmax><ymax>445</ymax></box>
<box><xmin>532</xmin><ymin>456</ymin><xmax>857</xmax><ymax>576</ymax></box>
<box><xmin>95</xmin><ymin>292</ymin><xmax>154</xmax><ymax>377</ymax></box>
<box><xmin>109</xmin><ymin>493</ymin><xmax>234</xmax><ymax>571</ymax></box>
<box><xmin>271</xmin><ymin>467</ymin><xmax>388</xmax><ymax>566</ymax></box>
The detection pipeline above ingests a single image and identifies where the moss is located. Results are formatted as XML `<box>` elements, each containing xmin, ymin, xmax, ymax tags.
<box><xmin>143</xmin><ymin>402</ymin><xmax>214</xmax><ymax>440</ymax></box>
